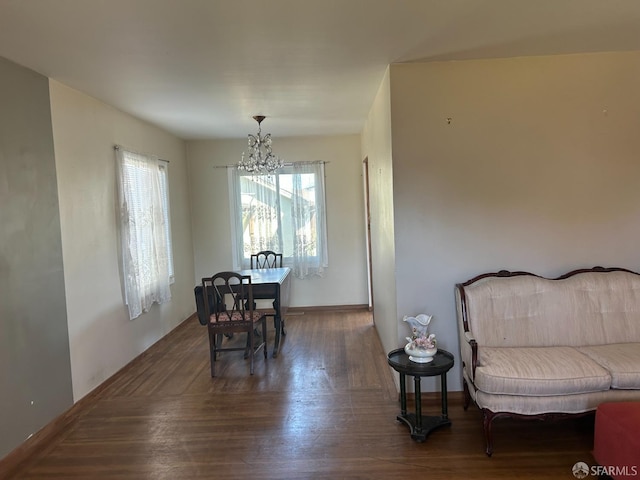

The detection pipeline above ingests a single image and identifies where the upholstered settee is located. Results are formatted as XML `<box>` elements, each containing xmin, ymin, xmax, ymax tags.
<box><xmin>455</xmin><ymin>267</ymin><xmax>640</xmax><ymax>456</ymax></box>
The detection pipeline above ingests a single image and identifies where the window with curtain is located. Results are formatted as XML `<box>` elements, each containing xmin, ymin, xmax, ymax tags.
<box><xmin>229</xmin><ymin>162</ymin><xmax>328</xmax><ymax>279</ymax></box>
<box><xmin>116</xmin><ymin>147</ymin><xmax>173</xmax><ymax>320</ymax></box>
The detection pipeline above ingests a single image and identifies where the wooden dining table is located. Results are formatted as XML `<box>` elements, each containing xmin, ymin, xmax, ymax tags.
<box><xmin>236</xmin><ymin>266</ymin><xmax>291</xmax><ymax>358</ymax></box>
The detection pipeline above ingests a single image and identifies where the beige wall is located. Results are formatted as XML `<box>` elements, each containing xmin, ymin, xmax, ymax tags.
<box><xmin>361</xmin><ymin>68</ymin><xmax>398</xmax><ymax>357</ymax></box>
<box><xmin>187</xmin><ymin>135</ymin><xmax>368</xmax><ymax>308</ymax></box>
<box><xmin>385</xmin><ymin>51</ymin><xmax>640</xmax><ymax>391</ymax></box>
<box><xmin>50</xmin><ymin>81</ymin><xmax>195</xmax><ymax>401</ymax></box>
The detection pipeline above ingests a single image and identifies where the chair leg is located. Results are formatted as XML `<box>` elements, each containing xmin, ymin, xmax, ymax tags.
<box><xmin>262</xmin><ymin>319</ymin><xmax>267</xmax><ymax>358</ymax></box>
<box><xmin>273</xmin><ymin>314</ymin><xmax>282</xmax><ymax>358</ymax></box>
<box><xmin>249</xmin><ymin>326</ymin><xmax>255</xmax><ymax>375</ymax></box>
<box><xmin>483</xmin><ymin>409</ymin><xmax>496</xmax><ymax>457</ymax></box>
<box><xmin>243</xmin><ymin>333</ymin><xmax>250</xmax><ymax>359</ymax></box>
<box><xmin>463</xmin><ymin>379</ymin><xmax>471</xmax><ymax>410</ymax></box>
<box><xmin>208</xmin><ymin>331</ymin><xmax>217</xmax><ymax>377</ymax></box>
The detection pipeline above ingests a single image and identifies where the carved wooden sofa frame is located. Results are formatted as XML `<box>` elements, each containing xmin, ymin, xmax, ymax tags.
<box><xmin>455</xmin><ymin>266</ymin><xmax>640</xmax><ymax>456</ymax></box>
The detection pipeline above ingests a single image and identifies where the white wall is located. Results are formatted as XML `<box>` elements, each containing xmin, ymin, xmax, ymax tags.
<box><xmin>187</xmin><ymin>135</ymin><xmax>368</xmax><ymax>308</ymax></box>
<box><xmin>49</xmin><ymin>81</ymin><xmax>195</xmax><ymax>401</ymax></box>
<box><xmin>386</xmin><ymin>51</ymin><xmax>640</xmax><ymax>391</ymax></box>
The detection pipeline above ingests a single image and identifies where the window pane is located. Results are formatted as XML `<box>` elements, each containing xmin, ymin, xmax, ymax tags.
<box><xmin>237</xmin><ymin>171</ymin><xmax>320</xmax><ymax>257</ymax></box>
<box><xmin>294</xmin><ymin>172</ymin><xmax>318</xmax><ymax>257</ymax></box>
<box><xmin>240</xmin><ymin>175</ymin><xmax>281</xmax><ymax>257</ymax></box>
<box><xmin>231</xmin><ymin>162</ymin><xmax>328</xmax><ymax>278</ymax></box>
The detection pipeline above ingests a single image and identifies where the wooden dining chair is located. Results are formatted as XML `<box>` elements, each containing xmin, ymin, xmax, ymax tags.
<box><xmin>250</xmin><ymin>250</ymin><xmax>283</xmax><ymax>269</ymax></box>
<box><xmin>201</xmin><ymin>272</ymin><xmax>270</xmax><ymax>376</ymax></box>
<box><xmin>249</xmin><ymin>251</ymin><xmax>286</xmax><ymax>347</ymax></box>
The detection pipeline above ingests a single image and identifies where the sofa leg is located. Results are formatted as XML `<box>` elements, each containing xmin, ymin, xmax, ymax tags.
<box><xmin>482</xmin><ymin>409</ymin><xmax>496</xmax><ymax>457</ymax></box>
<box><xmin>463</xmin><ymin>379</ymin><xmax>472</xmax><ymax>410</ymax></box>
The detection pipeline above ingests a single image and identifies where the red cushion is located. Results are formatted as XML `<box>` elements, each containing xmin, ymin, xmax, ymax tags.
<box><xmin>593</xmin><ymin>402</ymin><xmax>640</xmax><ymax>479</ymax></box>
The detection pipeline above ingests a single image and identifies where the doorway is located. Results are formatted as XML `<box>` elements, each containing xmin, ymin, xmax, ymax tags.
<box><xmin>362</xmin><ymin>157</ymin><xmax>374</xmax><ymax>314</ymax></box>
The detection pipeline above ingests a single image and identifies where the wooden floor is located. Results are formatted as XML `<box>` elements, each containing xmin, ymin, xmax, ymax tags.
<box><xmin>6</xmin><ymin>310</ymin><xmax>598</xmax><ymax>479</ymax></box>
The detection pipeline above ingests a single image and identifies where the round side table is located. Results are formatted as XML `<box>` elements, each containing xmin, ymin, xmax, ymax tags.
<box><xmin>387</xmin><ymin>348</ymin><xmax>455</xmax><ymax>442</ymax></box>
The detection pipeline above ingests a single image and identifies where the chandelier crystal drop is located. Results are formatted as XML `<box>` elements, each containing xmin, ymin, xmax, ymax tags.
<box><xmin>238</xmin><ymin>115</ymin><xmax>284</xmax><ymax>174</ymax></box>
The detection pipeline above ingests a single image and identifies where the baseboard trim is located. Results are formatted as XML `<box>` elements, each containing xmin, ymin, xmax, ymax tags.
<box><xmin>0</xmin><ymin>312</ymin><xmax>198</xmax><ymax>478</ymax></box>
<box><xmin>286</xmin><ymin>304</ymin><xmax>369</xmax><ymax>315</ymax></box>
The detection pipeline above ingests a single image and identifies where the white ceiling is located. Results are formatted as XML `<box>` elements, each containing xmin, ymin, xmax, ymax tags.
<box><xmin>2</xmin><ymin>0</ymin><xmax>640</xmax><ymax>140</ymax></box>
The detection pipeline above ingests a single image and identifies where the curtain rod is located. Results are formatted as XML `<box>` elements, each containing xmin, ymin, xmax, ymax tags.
<box><xmin>114</xmin><ymin>145</ymin><xmax>169</xmax><ymax>163</ymax></box>
<box><xmin>213</xmin><ymin>160</ymin><xmax>328</xmax><ymax>169</ymax></box>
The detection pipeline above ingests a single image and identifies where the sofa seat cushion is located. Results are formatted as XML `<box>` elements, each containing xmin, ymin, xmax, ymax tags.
<box><xmin>476</xmin><ymin>347</ymin><xmax>611</xmax><ymax>396</ymax></box>
<box><xmin>578</xmin><ymin>343</ymin><xmax>640</xmax><ymax>389</ymax></box>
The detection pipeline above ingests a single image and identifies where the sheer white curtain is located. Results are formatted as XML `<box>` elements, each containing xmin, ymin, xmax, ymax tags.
<box><xmin>243</xmin><ymin>174</ymin><xmax>281</xmax><ymax>253</ymax></box>
<box><xmin>291</xmin><ymin>162</ymin><xmax>328</xmax><ymax>278</ymax></box>
<box><xmin>229</xmin><ymin>162</ymin><xmax>328</xmax><ymax>278</ymax></box>
<box><xmin>116</xmin><ymin>148</ymin><xmax>171</xmax><ymax>320</ymax></box>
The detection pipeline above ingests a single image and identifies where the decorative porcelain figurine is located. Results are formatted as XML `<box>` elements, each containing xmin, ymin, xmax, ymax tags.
<box><xmin>403</xmin><ymin>314</ymin><xmax>432</xmax><ymax>337</ymax></box>
<box><xmin>403</xmin><ymin>314</ymin><xmax>437</xmax><ymax>363</ymax></box>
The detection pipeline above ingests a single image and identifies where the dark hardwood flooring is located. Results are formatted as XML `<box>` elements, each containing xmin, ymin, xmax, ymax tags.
<box><xmin>5</xmin><ymin>310</ymin><xmax>597</xmax><ymax>479</ymax></box>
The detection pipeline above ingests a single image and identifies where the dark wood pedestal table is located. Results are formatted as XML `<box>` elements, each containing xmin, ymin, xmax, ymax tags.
<box><xmin>387</xmin><ymin>348</ymin><xmax>455</xmax><ymax>442</ymax></box>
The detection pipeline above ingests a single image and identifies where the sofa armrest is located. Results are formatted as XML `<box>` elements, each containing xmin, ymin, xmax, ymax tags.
<box><xmin>463</xmin><ymin>330</ymin><xmax>479</xmax><ymax>381</ymax></box>
<box><xmin>456</xmin><ymin>284</ymin><xmax>478</xmax><ymax>383</ymax></box>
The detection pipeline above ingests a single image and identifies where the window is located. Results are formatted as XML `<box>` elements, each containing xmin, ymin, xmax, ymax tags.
<box><xmin>229</xmin><ymin>162</ymin><xmax>328</xmax><ymax>278</ymax></box>
<box><xmin>115</xmin><ymin>147</ymin><xmax>173</xmax><ymax>320</ymax></box>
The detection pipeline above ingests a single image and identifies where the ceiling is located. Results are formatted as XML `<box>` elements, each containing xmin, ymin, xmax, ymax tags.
<box><xmin>2</xmin><ymin>0</ymin><xmax>640</xmax><ymax>140</ymax></box>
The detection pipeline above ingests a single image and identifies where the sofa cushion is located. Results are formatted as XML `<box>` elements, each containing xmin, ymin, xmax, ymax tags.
<box><xmin>476</xmin><ymin>347</ymin><xmax>611</xmax><ymax>396</ymax></box>
<box><xmin>578</xmin><ymin>343</ymin><xmax>640</xmax><ymax>389</ymax></box>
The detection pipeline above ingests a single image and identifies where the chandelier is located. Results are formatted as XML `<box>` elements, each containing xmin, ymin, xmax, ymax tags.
<box><xmin>238</xmin><ymin>115</ymin><xmax>284</xmax><ymax>174</ymax></box>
